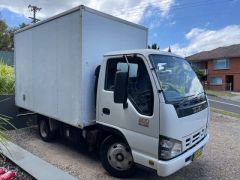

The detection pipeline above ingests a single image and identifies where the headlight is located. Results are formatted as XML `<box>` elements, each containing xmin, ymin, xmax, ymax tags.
<box><xmin>159</xmin><ymin>136</ymin><xmax>182</xmax><ymax>160</ymax></box>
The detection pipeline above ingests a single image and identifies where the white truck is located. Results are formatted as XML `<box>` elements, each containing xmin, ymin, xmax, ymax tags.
<box><xmin>15</xmin><ymin>5</ymin><xmax>209</xmax><ymax>178</ymax></box>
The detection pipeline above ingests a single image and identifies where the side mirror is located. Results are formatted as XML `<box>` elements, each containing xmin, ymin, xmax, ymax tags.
<box><xmin>113</xmin><ymin>71</ymin><xmax>128</xmax><ymax>107</ymax></box>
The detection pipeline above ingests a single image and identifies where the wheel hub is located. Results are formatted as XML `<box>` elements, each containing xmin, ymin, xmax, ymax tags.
<box><xmin>116</xmin><ymin>153</ymin><xmax>124</xmax><ymax>161</ymax></box>
<box><xmin>107</xmin><ymin>143</ymin><xmax>133</xmax><ymax>171</ymax></box>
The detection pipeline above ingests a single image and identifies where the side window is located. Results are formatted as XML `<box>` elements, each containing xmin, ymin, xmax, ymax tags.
<box><xmin>117</xmin><ymin>63</ymin><xmax>138</xmax><ymax>78</ymax></box>
<box><xmin>105</xmin><ymin>57</ymin><xmax>154</xmax><ymax>116</ymax></box>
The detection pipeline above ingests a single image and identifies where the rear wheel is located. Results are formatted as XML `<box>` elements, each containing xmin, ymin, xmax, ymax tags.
<box><xmin>100</xmin><ymin>136</ymin><xmax>135</xmax><ymax>178</ymax></box>
<box><xmin>38</xmin><ymin>117</ymin><xmax>56</xmax><ymax>142</ymax></box>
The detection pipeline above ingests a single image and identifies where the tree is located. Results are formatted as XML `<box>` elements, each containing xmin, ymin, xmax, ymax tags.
<box><xmin>0</xmin><ymin>19</ymin><xmax>11</xmax><ymax>51</ymax></box>
<box><xmin>168</xmin><ymin>46</ymin><xmax>171</xmax><ymax>53</ymax></box>
<box><xmin>192</xmin><ymin>65</ymin><xmax>205</xmax><ymax>80</ymax></box>
<box><xmin>8</xmin><ymin>27</ymin><xmax>17</xmax><ymax>50</ymax></box>
<box><xmin>148</xmin><ymin>43</ymin><xmax>160</xmax><ymax>50</ymax></box>
<box><xmin>19</xmin><ymin>22</ymin><xmax>28</xmax><ymax>29</ymax></box>
<box><xmin>9</xmin><ymin>23</ymin><xmax>28</xmax><ymax>49</ymax></box>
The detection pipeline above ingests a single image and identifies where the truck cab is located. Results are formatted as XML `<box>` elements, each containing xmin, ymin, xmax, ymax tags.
<box><xmin>96</xmin><ymin>49</ymin><xmax>209</xmax><ymax>177</ymax></box>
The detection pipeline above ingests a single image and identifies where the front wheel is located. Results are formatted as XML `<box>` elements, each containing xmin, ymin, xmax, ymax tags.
<box><xmin>100</xmin><ymin>136</ymin><xmax>136</xmax><ymax>178</ymax></box>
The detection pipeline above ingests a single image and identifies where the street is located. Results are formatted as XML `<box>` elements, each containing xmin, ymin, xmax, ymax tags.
<box><xmin>208</xmin><ymin>95</ymin><xmax>240</xmax><ymax>114</ymax></box>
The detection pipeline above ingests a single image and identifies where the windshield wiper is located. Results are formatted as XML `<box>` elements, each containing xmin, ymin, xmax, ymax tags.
<box><xmin>178</xmin><ymin>92</ymin><xmax>205</xmax><ymax>106</ymax></box>
<box><xmin>178</xmin><ymin>94</ymin><xmax>196</xmax><ymax>105</ymax></box>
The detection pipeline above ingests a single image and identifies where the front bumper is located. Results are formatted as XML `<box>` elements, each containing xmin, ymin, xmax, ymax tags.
<box><xmin>157</xmin><ymin>134</ymin><xmax>209</xmax><ymax>177</ymax></box>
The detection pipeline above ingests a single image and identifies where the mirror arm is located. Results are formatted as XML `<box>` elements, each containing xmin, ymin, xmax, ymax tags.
<box><xmin>123</xmin><ymin>102</ymin><xmax>128</xmax><ymax>109</ymax></box>
<box><xmin>123</xmin><ymin>55</ymin><xmax>130</xmax><ymax>109</ymax></box>
<box><xmin>124</xmin><ymin>55</ymin><xmax>130</xmax><ymax>73</ymax></box>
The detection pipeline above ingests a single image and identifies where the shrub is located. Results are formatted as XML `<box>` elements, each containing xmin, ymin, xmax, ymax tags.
<box><xmin>0</xmin><ymin>61</ymin><xmax>15</xmax><ymax>95</ymax></box>
<box><xmin>0</xmin><ymin>116</ymin><xmax>16</xmax><ymax>152</ymax></box>
<box><xmin>192</xmin><ymin>65</ymin><xmax>205</xmax><ymax>80</ymax></box>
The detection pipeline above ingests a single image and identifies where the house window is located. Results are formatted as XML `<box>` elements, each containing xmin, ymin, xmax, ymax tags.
<box><xmin>191</xmin><ymin>62</ymin><xmax>201</xmax><ymax>68</ymax></box>
<box><xmin>209</xmin><ymin>77</ymin><xmax>223</xmax><ymax>85</ymax></box>
<box><xmin>213</xmin><ymin>59</ymin><xmax>229</xmax><ymax>70</ymax></box>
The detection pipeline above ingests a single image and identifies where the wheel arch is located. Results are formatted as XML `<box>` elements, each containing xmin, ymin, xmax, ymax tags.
<box><xmin>96</xmin><ymin>124</ymin><xmax>129</xmax><ymax>148</ymax></box>
<box><xmin>36</xmin><ymin>114</ymin><xmax>48</xmax><ymax>124</ymax></box>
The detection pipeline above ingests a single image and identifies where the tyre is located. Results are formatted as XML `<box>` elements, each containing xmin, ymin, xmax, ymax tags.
<box><xmin>38</xmin><ymin>117</ymin><xmax>56</xmax><ymax>142</ymax></box>
<box><xmin>100</xmin><ymin>136</ymin><xmax>136</xmax><ymax>178</ymax></box>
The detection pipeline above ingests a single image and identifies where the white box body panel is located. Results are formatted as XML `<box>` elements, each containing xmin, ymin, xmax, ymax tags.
<box><xmin>15</xmin><ymin>6</ymin><xmax>147</xmax><ymax>128</ymax></box>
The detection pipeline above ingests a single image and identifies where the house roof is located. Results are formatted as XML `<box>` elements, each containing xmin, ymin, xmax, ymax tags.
<box><xmin>186</xmin><ymin>44</ymin><xmax>240</xmax><ymax>61</ymax></box>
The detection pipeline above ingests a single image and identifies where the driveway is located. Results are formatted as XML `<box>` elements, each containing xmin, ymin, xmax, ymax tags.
<box><xmin>208</xmin><ymin>95</ymin><xmax>240</xmax><ymax>114</ymax></box>
<box><xmin>7</xmin><ymin>113</ymin><xmax>240</xmax><ymax>180</ymax></box>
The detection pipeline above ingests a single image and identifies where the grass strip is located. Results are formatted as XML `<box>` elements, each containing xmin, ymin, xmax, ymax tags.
<box><xmin>206</xmin><ymin>90</ymin><xmax>236</xmax><ymax>97</ymax></box>
<box><xmin>211</xmin><ymin>107</ymin><xmax>240</xmax><ymax>119</ymax></box>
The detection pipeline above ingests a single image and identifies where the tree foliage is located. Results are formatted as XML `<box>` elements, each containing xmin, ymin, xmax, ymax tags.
<box><xmin>192</xmin><ymin>65</ymin><xmax>205</xmax><ymax>80</ymax></box>
<box><xmin>168</xmin><ymin>46</ymin><xmax>171</xmax><ymax>53</ymax></box>
<box><xmin>0</xmin><ymin>17</ymin><xmax>28</xmax><ymax>50</ymax></box>
<box><xmin>0</xmin><ymin>61</ymin><xmax>15</xmax><ymax>95</ymax></box>
<box><xmin>148</xmin><ymin>43</ymin><xmax>160</xmax><ymax>50</ymax></box>
<box><xmin>9</xmin><ymin>23</ymin><xmax>28</xmax><ymax>49</ymax></box>
<box><xmin>0</xmin><ymin>20</ymin><xmax>11</xmax><ymax>51</ymax></box>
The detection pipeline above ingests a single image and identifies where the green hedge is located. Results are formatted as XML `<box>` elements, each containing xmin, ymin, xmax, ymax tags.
<box><xmin>0</xmin><ymin>61</ymin><xmax>15</xmax><ymax>95</ymax></box>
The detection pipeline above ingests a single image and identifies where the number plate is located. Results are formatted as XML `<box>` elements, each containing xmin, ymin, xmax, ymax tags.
<box><xmin>192</xmin><ymin>147</ymin><xmax>203</xmax><ymax>161</ymax></box>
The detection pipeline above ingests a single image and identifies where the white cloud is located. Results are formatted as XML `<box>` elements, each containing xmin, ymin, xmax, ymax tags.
<box><xmin>168</xmin><ymin>21</ymin><xmax>176</xmax><ymax>26</ymax></box>
<box><xmin>153</xmin><ymin>32</ymin><xmax>158</xmax><ymax>37</ymax></box>
<box><xmin>0</xmin><ymin>0</ymin><xmax>175</xmax><ymax>23</ymax></box>
<box><xmin>166</xmin><ymin>25</ymin><xmax>240</xmax><ymax>57</ymax></box>
<box><xmin>149</xmin><ymin>20</ymin><xmax>161</xmax><ymax>30</ymax></box>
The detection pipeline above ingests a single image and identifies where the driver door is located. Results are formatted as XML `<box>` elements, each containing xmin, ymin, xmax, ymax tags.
<box><xmin>97</xmin><ymin>55</ymin><xmax>160</xmax><ymax>140</ymax></box>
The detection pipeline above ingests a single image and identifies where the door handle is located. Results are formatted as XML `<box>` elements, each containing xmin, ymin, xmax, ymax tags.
<box><xmin>102</xmin><ymin>108</ymin><xmax>110</xmax><ymax>115</ymax></box>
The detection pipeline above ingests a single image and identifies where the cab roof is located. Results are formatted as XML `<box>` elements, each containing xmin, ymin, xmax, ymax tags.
<box><xmin>104</xmin><ymin>49</ymin><xmax>182</xmax><ymax>58</ymax></box>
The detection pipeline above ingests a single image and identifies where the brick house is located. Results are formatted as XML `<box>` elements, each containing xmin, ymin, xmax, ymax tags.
<box><xmin>187</xmin><ymin>44</ymin><xmax>240</xmax><ymax>92</ymax></box>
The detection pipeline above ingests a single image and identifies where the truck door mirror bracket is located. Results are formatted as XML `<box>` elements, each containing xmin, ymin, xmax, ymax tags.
<box><xmin>113</xmin><ymin>71</ymin><xmax>128</xmax><ymax>108</ymax></box>
<box><xmin>123</xmin><ymin>102</ymin><xmax>128</xmax><ymax>109</ymax></box>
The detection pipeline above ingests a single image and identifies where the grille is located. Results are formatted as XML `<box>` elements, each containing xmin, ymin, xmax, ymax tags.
<box><xmin>184</xmin><ymin>128</ymin><xmax>206</xmax><ymax>150</ymax></box>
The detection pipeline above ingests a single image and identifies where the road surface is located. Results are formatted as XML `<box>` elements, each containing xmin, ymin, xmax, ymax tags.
<box><xmin>208</xmin><ymin>95</ymin><xmax>240</xmax><ymax>114</ymax></box>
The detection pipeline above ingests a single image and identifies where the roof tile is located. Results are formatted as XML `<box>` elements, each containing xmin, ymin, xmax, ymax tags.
<box><xmin>186</xmin><ymin>44</ymin><xmax>240</xmax><ymax>61</ymax></box>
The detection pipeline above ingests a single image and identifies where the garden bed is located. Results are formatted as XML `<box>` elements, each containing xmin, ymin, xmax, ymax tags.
<box><xmin>0</xmin><ymin>156</ymin><xmax>35</xmax><ymax>180</ymax></box>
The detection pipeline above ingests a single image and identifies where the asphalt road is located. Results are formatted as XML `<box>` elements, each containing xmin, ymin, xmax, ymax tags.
<box><xmin>208</xmin><ymin>95</ymin><xmax>240</xmax><ymax>114</ymax></box>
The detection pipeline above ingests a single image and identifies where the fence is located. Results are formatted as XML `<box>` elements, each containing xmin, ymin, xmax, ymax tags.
<box><xmin>0</xmin><ymin>51</ymin><xmax>14</xmax><ymax>66</ymax></box>
<box><xmin>202</xmin><ymin>82</ymin><xmax>233</xmax><ymax>91</ymax></box>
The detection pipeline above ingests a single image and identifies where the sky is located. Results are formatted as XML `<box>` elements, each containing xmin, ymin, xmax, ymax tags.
<box><xmin>0</xmin><ymin>0</ymin><xmax>240</xmax><ymax>56</ymax></box>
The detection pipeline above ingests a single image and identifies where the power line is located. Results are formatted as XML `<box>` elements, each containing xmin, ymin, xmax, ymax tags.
<box><xmin>28</xmin><ymin>5</ymin><xmax>42</xmax><ymax>23</ymax></box>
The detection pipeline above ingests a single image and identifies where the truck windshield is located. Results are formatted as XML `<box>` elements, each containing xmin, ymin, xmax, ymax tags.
<box><xmin>149</xmin><ymin>54</ymin><xmax>204</xmax><ymax>103</ymax></box>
